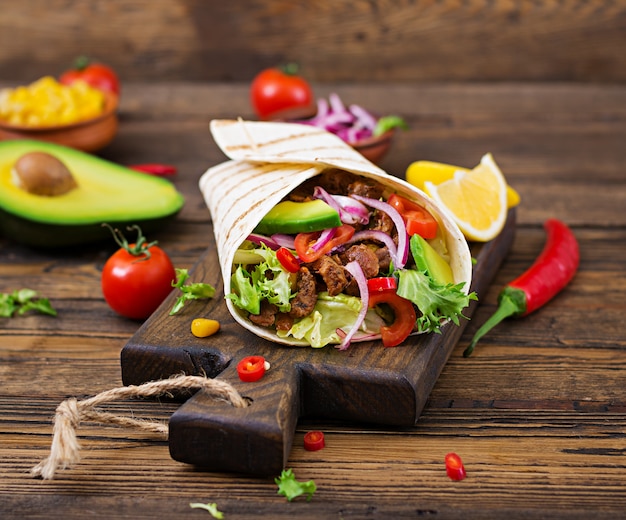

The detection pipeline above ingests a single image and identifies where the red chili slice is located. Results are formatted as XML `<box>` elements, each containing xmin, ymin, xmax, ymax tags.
<box><xmin>236</xmin><ymin>355</ymin><xmax>267</xmax><ymax>382</ymax></box>
<box><xmin>276</xmin><ymin>247</ymin><xmax>300</xmax><ymax>273</ymax></box>
<box><xmin>445</xmin><ymin>452</ymin><xmax>467</xmax><ymax>481</ymax></box>
<box><xmin>303</xmin><ymin>430</ymin><xmax>325</xmax><ymax>451</ymax></box>
<box><xmin>128</xmin><ymin>163</ymin><xmax>178</xmax><ymax>176</ymax></box>
<box><xmin>367</xmin><ymin>276</ymin><xmax>397</xmax><ymax>293</ymax></box>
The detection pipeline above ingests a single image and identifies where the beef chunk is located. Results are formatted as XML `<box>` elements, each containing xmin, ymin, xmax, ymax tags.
<box><xmin>288</xmin><ymin>266</ymin><xmax>317</xmax><ymax>318</ymax></box>
<box><xmin>275</xmin><ymin>313</ymin><xmax>294</xmax><ymax>331</ymax></box>
<box><xmin>347</xmin><ymin>179</ymin><xmax>384</xmax><ymax>200</ymax></box>
<box><xmin>248</xmin><ymin>301</ymin><xmax>278</xmax><ymax>327</ymax></box>
<box><xmin>344</xmin><ymin>244</ymin><xmax>380</xmax><ymax>279</ymax></box>
<box><xmin>311</xmin><ymin>255</ymin><xmax>349</xmax><ymax>296</ymax></box>
<box><xmin>375</xmin><ymin>246</ymin><xmax>392</xmax><ymax>272</ymax></box>
<box><xmin>369</xmin><ymin>209</ymin><xmax>395</xmax><ymax>235</ymax></box>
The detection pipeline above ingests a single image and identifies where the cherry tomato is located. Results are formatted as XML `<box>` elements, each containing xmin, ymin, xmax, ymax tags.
<box><xmin>250</xmin><ymin>64</ymin><xmax>314</xmax><ymax>120</ymax></box>
<box><xmin>237</xmin><ymin>356</ymin><xmax>267</xmax><ymax>382</ymax></box>
<box><xmin>368</xmin><ymin>291</ymin><xmax>416</xmax><ymax>347</ymax></box>
<box><xmin>294</xmin><ymin>225</ymin><xmax>355</xmax><ymax>263</ymax></box>
<box><xmin>445</xmin><ymin>452</ymin><xmax>467</xmax><ymax>481</ymax></box>
<box><xmin>60</xmin><ymin>56</ymin><xmax>120</xmax><ymax>96</ymax></box>
<box><xmin>387</xmin><ymin>193</ymin><xmax>438</xmax><ymax>239</ymax></box>
<box><xmin>276</xmin><ymin>247</ymin><xmax>300</xmax><ymax>273</ymax></box>
<box><xmin>367</xmin><ymin>277</ymin><xmax>397</xmax><ymax>293</ymax></box>
<box><xmin>101</xmin><ymin>225</ymin><xmax>176</xmax><ymax>320</ymax></box>
<box><xmin>303</xmin><ymin>431</ymin><xmax>325</xmax><ymax>451</ymax></box>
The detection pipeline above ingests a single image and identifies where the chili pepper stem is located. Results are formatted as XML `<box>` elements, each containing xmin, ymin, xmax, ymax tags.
<box><xmin>463</xmin><ymin>287</ymin><xmax>526</xmax><ymax>357</ymax></box>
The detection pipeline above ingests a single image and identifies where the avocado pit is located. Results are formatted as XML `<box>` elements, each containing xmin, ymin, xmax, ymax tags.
<box><xmin>12</xmin><ymin>151</ymin><xmax>78</xmax><ymax>196</ymax></box>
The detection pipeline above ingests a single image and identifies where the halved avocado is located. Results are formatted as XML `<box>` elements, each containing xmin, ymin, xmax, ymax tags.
<box><xmin>0</xmin><ymin>140</ymin><xmax>185</xmax><ymax>247</ymax></box>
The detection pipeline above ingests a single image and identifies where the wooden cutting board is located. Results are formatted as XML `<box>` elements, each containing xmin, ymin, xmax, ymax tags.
<box><xmin>121</xmin><ymin>209</ymin><xmax>516</xmax><ymax>475</ymax></box>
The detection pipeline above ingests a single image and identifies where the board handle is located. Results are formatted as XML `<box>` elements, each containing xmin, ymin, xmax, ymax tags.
<box><xmin>168</xmin><ymin>359</ymin><xmax>300</xmax><ymax>475</ymax></box>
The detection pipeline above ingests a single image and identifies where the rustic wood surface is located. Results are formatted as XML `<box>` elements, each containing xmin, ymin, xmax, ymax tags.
<box><xmin>1</xmin><ymin>0</ymin><xmax>626</xmax><ymax>83</ymax></box>
<box><xmin>1</xmin><ymin>81</ymin><xmax>625</xmax><ymax>519</ymax></box>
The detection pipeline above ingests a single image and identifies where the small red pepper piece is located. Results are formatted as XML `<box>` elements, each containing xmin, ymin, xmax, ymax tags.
<box><xmin>276</xmin><ymin>247</ymin><xmax>300</xmax><ymax>273</ymax></box>
<box><xmin>368</xmin><ymin>291</ymin><xmax>416</xmax><ymax>347</ymax></box>
<box><xmin>367</xmin><ymin>276</ymin><xmax>397</xmax><ymax>293</ymax></box>
<box><xmin>303</xmin><ymin>431</ymin><xmax>325</xmax><ymax>451</ymax></box>
<box><xmin>236</xmin><ymin>355</ymin><xmax>267</xmax><ymax>382</ymax></box>
<box><xmin>464</xmin><ymin>218</ymin><xmax>579</xmax><ymax>357</ymax></box>
<box><xmin>445</xmin><ymin>452</ymin><xmax>467</xmax><ymax>481</ymax></box>
<box><xmin>128</xmin><ymin>163</ymin><xmax>178</xmax><ymax>176</ymax></box>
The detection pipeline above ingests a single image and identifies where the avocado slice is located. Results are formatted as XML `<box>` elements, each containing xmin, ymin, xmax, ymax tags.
<box><xmin>410</xmin><ymin>234</ymin><xmax>454</xmax><ymax>286</ymax></box>
<box><xmin>0</xmin><ymin>140</ymin><xmax>184</xmax><ymax>247</ymax></box>
<box><xmin>254</xmin><ymin>199</ymin><xmax>341</xmax><ymax>235</ymax></box>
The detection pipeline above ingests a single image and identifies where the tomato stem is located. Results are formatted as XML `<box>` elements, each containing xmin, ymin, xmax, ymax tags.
<box><xmin>102</xmin><ymin>223</ymin><xmax>157</xmax><ymax>261</ymax></box>
<box><xmin>73</xmin><ymin>55</ymin><xmax>91</xmax><ymax>71</ymax></box>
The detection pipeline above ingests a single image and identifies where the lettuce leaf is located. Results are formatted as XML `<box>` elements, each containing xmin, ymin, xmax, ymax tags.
<box><xmin>227</xmin><ymin>244</ymin><xmax>294</xmax><ymax>314</ymax></box>
<box><xmin>277</xmin><ymin>292</ymin><xmax>384</xmax><ymax>348</ymax></box>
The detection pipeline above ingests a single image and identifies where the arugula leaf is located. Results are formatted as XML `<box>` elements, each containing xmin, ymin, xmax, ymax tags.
<box><xmin>169</xmin><ymin>269</ymin><xmax>216</xmax><ymax>315</ymax></box>
<box><xmin>275</xmin><ymin>468</ymin><xmax>316</xmax><ymax>502</ymax></box>
<box><xmin>189</xmin><ymin>502</ymin><xmax>224</xmax><ymax>519</ymax></box>
<box><xmin>397</xmin><ymin>269</ymin><xmax>476</xmax><ymax>334</ymax></box>
<box><xmin>0</xmin><ymin>289</ymin><xmax>57</xmax><ymax>318</ymax></box>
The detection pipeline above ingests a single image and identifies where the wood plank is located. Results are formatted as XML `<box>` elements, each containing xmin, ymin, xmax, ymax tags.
<box><xmin>1</xmin><ymin>1</ymin><xmax>625</xmax><ymax>83</ymax></box>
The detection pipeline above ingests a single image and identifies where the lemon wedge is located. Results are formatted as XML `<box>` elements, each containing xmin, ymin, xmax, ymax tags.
<box><xmin>423</xmin><ymin>153</ymin><xmax>508</xmax><ymax>242</ymax></box>
<box><xmin>406</xmin><ymin>159</ymin><xmax>520</xmax><ymax>208</ymax></box>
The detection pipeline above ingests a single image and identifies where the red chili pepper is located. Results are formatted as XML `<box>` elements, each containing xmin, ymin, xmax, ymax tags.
<box><xmin>464</xmin><ymin>218</ymin><xmax>579</xmax><ymax>357</ymax></box>
<box><xmin>276</xmin><ymin>247</ymin><xmax>300</xmax><ymax>273</ymax></box>
<box><xmin>236</xmin><ymin>355</ymin><xmax>267</xmax><ymax>382</ymax></box>
<box><xmin>367</xmin><ymin>276</ymin><xmax>397</xmax><ymax>293</ymax></box>
<box><xmin>445</xmin><ymin>452</ymin><xmax>467</xmax><ymax>481</ymax></box>
<box><xmin>303</xmin><ymin>430</ymin><xmax>325</xmax><ymax>451</ymax></box>
<box><xmin>128</xmin><ymin>163</ymin><xmax>178</xmax><ymax>176</ymax></box>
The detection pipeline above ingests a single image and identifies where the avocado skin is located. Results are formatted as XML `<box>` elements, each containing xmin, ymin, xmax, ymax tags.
<box><xmin>0</xmin><ymin>206</ymin><xmax>180</xmax><ymax>248</ymax></box>
<box><xmin>0</xmin><ymin>140</ymin><xmax>184</xmax><ymax>247</ymax></box>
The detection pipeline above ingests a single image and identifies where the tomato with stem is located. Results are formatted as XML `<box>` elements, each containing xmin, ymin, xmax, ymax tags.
<box><xmin>101</xmin><ymin>225</ymin><xmax>176</xmax><ymax>320</ymax></box>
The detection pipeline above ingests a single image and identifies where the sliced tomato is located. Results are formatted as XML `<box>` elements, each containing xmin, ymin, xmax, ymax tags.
<box><xmin>276</xmin><ymin>247</ymin><xmax>300</xmax><ymax>273</ymax></box>
<box><xmin>236</xmin><ymin>355</ymin><xmax>267</xmax><ymax>382</ymax></box>
<box><xmin>294</xmin><ymin>224</ymin><xmax>355</xmax><ymax>263</ymax></box>
<box><xmin>387</xmin><ymin>193</ymin><xmax>438</xmax><ymax>239</ymax></box>
<box><xmin>368</xmin><ymin>291</ymin><xmax>416</xmax><ymax>347</ymax></box>
<box><xmin>367</xmin><ymin>277</ymin><xmax>397</xmax><ymax>293</ymax></box>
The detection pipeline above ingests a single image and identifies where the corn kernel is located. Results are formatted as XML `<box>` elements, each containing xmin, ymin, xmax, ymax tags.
<box><xmin>191</xmin><ymin>318</ymin><xmax>220</xmax><ymax>338</ymax></box>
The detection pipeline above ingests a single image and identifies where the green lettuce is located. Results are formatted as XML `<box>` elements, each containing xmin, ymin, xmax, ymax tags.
<box><xmin>277</xmin><ymin>292</ymin><xmax>384</xmax><ymax>348</ymax></box>
<box><xmin>227</xmin><ymin>244</ymin><xmax>294</xmax><ymax>315</ymax></box>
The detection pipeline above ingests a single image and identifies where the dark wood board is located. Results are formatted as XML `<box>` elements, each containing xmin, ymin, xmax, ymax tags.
<box><xmin>121</xmin><ymin>209</ymin><xmax>516</xmax><ymax>475</ymax></box>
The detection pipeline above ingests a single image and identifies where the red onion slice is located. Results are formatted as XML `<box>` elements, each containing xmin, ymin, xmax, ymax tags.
<box><xmin>310</xmin><ymin>227</ymin><xmax>336</xmax><ymax>253</ymax></box>
<box><xmin>246</xmin><ymin>233</ymin><xmax>280</xmax><ymax>250</ymax></box>
<box><xmin>313</xmin><ymin>186</ymin><xmax>370</xmax><ymax>225</ymax></box>
<box><xmin>271</xmin><ymin>234</ymin><xmax>296</xmax><ymax>249</ymax></box>
<box><xmin>338</xmin><ymin>261</ymin><xmax>370</xmax><ymax>351</ymax></box>
<box><xmin>351</xmin><ymin>195</ymin><xmax>409</xmax><ymax>269</ymax></box>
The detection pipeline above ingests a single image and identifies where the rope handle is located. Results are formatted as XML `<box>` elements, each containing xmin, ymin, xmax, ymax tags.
<box><xmin>31</xmin><ymin>374</ymin><xmax>248</xmax><ymax>480</ymax></box>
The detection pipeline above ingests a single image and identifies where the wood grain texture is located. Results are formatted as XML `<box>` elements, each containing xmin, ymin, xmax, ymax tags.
<box><xmin>0</xmin><ymin>0</ymin><xmax>625</xmax><ymax>83</ymax></box>
<box><xmin>1</xmin><ymin>81</ymin><xmax>625</xmax><ymax>518</ymax></box>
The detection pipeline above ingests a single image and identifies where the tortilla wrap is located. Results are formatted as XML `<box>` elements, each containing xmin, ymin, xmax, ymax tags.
<box><xmin>199</xmin><ymin>119</ymin><xmax>472</xmax><ymax>346</ymax></box>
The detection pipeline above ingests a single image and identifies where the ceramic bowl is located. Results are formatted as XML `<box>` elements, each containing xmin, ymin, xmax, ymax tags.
<box><xmin>349</xmin><ymin>129</ymin><xmax>394</xmax><ymax>165</ymax></box>
<box><xmin>0</xmin><ymin>91</ymin><xmax>119</xmax><ymax>152</ymax></box>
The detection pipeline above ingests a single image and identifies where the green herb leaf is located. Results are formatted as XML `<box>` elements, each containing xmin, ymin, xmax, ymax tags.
<box><xmin>0</xmin><ymin>289</ymin><xmax>57</xmax><ymax>318</ymax></box>
<box><xmin>275</xmin><ymin>468</ymin><xmax>317</xmax><ymax>502</ymax></box>
<box><xmin>189</xmin><ymin>502</ymin><xmax>224</xmax><ymax>519</ymax></box>
<box><xmin>170</xmin><ymin>269</ymin><xmax>216</xmax><ymax>315</ymax></box>
<box><xmin>373</xmin><ymin>115</ymin><xmax>409</xmax><ymax>137</ymax></box>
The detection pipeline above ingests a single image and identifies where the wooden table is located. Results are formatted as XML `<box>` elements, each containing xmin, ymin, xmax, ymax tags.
<box><xmin>1</xmin><ymin>81</ymin><xmax>625</xmax><ymax>519</ymax></box>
